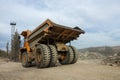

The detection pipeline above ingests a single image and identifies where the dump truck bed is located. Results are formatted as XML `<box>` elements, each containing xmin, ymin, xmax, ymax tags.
<box><xmin>27</xmin><ymin>19</ymin><xmax>84</xmax><ymax>47</ymax></box>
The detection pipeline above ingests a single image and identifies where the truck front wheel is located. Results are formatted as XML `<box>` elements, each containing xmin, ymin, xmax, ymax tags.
<box><xmin>22</xmin><ymin>52</ymin><xmax>31</xmax><ymax>67</ymax></box>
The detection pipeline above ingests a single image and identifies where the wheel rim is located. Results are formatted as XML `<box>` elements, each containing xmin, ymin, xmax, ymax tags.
<box><xmin>62</xmin><ymin>54</ymin><xmax>66</xmax><ymax>60</ymax></box>
<box><xmin>60</xmin><ymin>54</ymin><xmax>66</xmax><ymax>60</ymax></box>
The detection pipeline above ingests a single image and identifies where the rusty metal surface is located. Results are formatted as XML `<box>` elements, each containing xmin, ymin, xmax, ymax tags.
<box><xmin>24</xmin><ymin>19</ymin><xmax>85</xmax><ymax>46</ymax></box>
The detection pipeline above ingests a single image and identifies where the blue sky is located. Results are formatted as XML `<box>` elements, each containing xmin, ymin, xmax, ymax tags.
<box><xmin>0</xmin><ymin>0</ymin><xmax>120</xmax><ymax>50</ymax></box>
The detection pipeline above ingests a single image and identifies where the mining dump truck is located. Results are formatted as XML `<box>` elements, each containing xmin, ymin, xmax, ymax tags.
<box><xmin>19</xmin><ymin>19</ymin><xmax>85</xmax><ymax>68</ymax></box>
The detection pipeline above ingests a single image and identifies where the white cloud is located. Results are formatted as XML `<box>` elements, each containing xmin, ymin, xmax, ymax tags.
<box><xmin>72</xmin><ymin>31</ymin><xmax>120</xmax><ymax>49</ymax></box>
<box><xmin>0</xmin><ymin>0</ymin><xmax>120</xmax><ymax>50</ymax></box>
<box><xmin>0</xmin><ymin>23</ymin><xmax>10</xmax><ymax>34</ymax></box>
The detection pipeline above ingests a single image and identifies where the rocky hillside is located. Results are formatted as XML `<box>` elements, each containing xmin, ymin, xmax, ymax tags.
<box><xmin>79</xmin><ymin>46</ymin><xmax>120</xmax><ymax>59</ymax></box>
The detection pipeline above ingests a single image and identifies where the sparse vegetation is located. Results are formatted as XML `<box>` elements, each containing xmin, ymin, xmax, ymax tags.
<box><xmin>10</xmin><ymin>31</ymin><xmax>20</xmax><ymax>62</ymax></box>
<box><xmin>0</xmin><ymin>31</ymin><xmax>20</xmax><ymax>61</ymax></box>
<box><xmin>0</xmin><ymin>49</ymin><xmax>8</xmax><ymax>58</ymax></box>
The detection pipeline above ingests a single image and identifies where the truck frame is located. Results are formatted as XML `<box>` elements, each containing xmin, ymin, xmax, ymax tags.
<box><xmin>19</xmin><ymin>19</ymin><xmax>85</xmax><ymax>68</ymax></box>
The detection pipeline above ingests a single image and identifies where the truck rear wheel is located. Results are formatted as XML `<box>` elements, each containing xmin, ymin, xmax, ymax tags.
<box><xmin>58</xmin><ymin>46</ymin><xmax>74</xmax><ymax>65</ymax></box>
<box><xmin>48</xmin><ymin>45</ymin><xmax>58</xmax><ymax>67</ymax></box>
<box><xmin>22</xmin><ymin>52</ymin><xmax>31</xmax><ymax>67</ymax></box>
<box><xmin>35</xmin><ymin>44</ymin><xmax>50</xmax><ymax>68</ymax></box>
<box><xmin>70</xmin><ymin>46</ymin><xmax>79</xmax><ymax>64</ymax></box>
<box><xmin>68</xmin><ymin>46</ymin><xmax>74</xmax><ymax>64</ymax></box>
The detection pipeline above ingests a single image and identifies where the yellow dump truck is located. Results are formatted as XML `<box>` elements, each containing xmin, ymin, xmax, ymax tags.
<box><xmin>19</xmin><ymin>19</ymin><xmax>85</xmax><ymax>68</ymax></box>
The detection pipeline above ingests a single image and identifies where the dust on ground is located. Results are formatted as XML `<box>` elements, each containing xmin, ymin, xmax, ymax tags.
<box><xmin>0</xmin><ymin>58</ymin><xmax>120</xmax><ymax>80</ymax></box>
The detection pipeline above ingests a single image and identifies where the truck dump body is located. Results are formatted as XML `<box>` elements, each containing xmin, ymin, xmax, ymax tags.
<box><xmin>25</xmin><ymin>19</ymin><xmax>84</xmax><ymax>47</ymax></box>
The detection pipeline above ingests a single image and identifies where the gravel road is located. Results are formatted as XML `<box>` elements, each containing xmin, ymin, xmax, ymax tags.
<box><xmin>0</xmin><ymin>58</ymin><xmax>120</xmax><ymax>80</ymax></box>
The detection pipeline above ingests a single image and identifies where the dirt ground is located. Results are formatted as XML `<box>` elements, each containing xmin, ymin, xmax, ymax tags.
<box><xmin>0</xmin><ymin>58</ymin><xmax>120</xmax><ymax>80</ymax></box>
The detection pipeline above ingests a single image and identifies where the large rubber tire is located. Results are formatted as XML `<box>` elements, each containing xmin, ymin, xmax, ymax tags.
<box><xmin>48</xmin><ymin>45</ymin><xmax>58</xmax><ymax>67</ymax></box>
<box><xmin>70</xmin><ymin>46</ymin><xmax>79</xmax><ymax>64</ymax></box>
<box><xmin>35</xmin><ymin>44</ymin><xmax>51</xmax><ymax>68</ymax></box>
<box><xmin>59</xmin><ymin>46</ymin><xmax>74</xmax><ymax>65</ymax></box>
<box><xmin>68</xmin><ymin>46</ymin><xmax>74</xmax><ymax>64</ymax></box>
<box><xmin>21</xmin><ymin>52</ymin><xmax>31</xmax><ymax>67</ymax></box>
